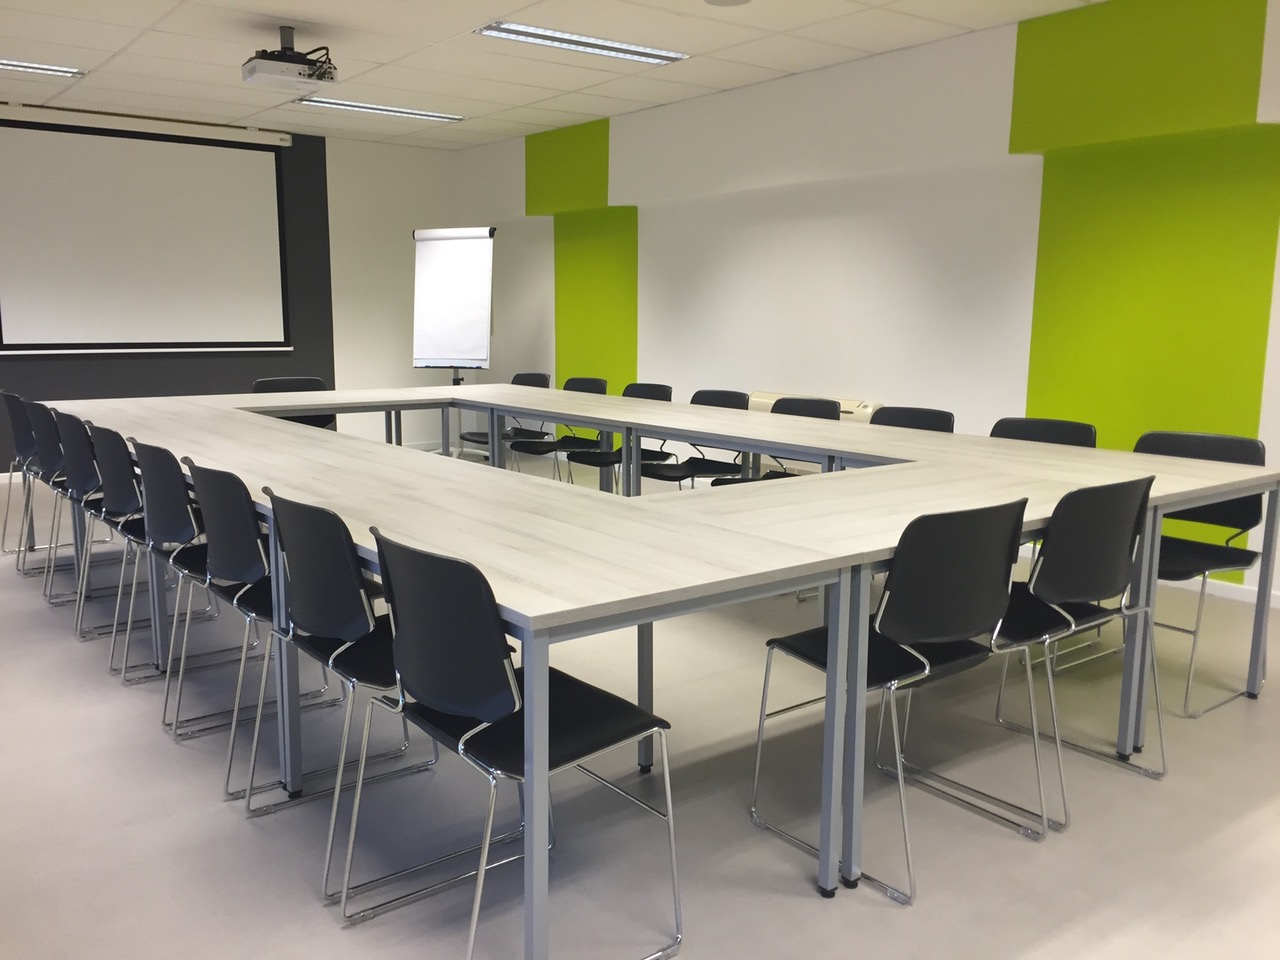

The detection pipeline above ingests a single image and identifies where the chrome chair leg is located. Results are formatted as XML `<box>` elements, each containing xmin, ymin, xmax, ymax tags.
<box><xmin>164</xmin><ymin>575</ymin><xmax>199</xmax><ymax>737</ymax></box>
<box><xmin>224</xmin><ymin>618</ymin><xmax>258</xmax><ymax>799</ymax></box>
<box><xmin>0</xmin><ymin>458</ymin><xmax>18</xmax><ymax>555</ymax></box>
<box><xmin>465</xmin><ymin>775</ymin><xmax>501</xmax><ymax>960</ymax></box>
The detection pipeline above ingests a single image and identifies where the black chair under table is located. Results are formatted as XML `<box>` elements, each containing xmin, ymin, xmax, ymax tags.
<box><xmin>751</xmin><ymin>498</ymin><xmax>1026</xmax><ymax>904</ymax></box>
<box><xmin>641</xmin><ymin>389</ymin><xmax>750</xmax><ymax>488</ymax></box>
<box><xmin>20</xmin><ymin>400</ymin><xmax>71</xmax><ymax>592</ymax></box>
<box><xmin>990</xmin><ymin>416</ymin><xmax>1096</xmax><ymax>448</ymax></box>
<box><xmin>565</xmin><ymin>382</ymin><xmax>673</xmax><ymax>490</ymax></box>
<box><xmin>711</xmin><ymin>396</ymin><xmax>841</xmax><ymax>486</ymax></box>
<box><xmin>870</xmin><ymin>405</ymin><xmax>955</xmax><ymax>433</ymax></box>
<box><xmin>1</xmin><ymin>390</ymin><xmax>40</xmax><ymax>561</ymax></box>
<box><xmin>334</xmin><ymin>528</ymin><xmax>681</xmax><ymax>960</ymax></box>
<box><xmin>457</xmin><ymin>372</ymin><xmax>552</xmax><ymax>459</ymax></box>
<box><xmin>507</xmin><ymin>376</ymin><xmax>607</xmax><ymax>481</ymax></box>
<box><xmin>994</xmin><ymin>475</ymin><xmax>1163</xmax><ymax>780</ymax></box>
<box><xmin>252</xmin><ymin>376</ymin><xmax>336</xmax><ymax>430</ymax></box>
<box><xmin>1134</xmin><ymin>431</ymin><xmax>1266</xmax><ymax>718</ymax></box>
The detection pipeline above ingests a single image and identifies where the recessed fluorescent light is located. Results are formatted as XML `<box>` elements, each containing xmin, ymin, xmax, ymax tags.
<box><xmin>475</xmin><ymin>21</ymin><xmax>688</xmax><ymax>64</ymax></box>
<box><xmin>299</xmin><ymin>97</ymin><xmax>463</xmax><ymax>122</ymax></box>
<box><xmin>0</xmin><ymin>58</ymin><xmax>85</xmax><ymax>78</ymax></box>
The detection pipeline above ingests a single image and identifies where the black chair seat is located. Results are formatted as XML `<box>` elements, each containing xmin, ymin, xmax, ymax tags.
<box><xmin>566</xmin><ymin>448</ymin><xmax>672</xmax><ymax>468</ymax></box>
<box><xmin>641</xmin><ymin>461</ymin><xmax>699</xmax><ymax>482</ymax></box>
<box><xmin>685</xmin><ymin>456</ymin><xmax>742</xmax><ymax>477</ymax></box>
<box><xmin>710</xmin><ymin>470</ymin><xmax>794</xmax><ymax>487</ymax></box>
<box><xmin>556</xmin><ymin>435</ymin><xmax>601</xmax><ymax>452</ymax></box>
<box><xmin>1157</xmin><ymin>535</ymin><xmax>1257</xmax><ymax>581</ymax></box>
<box><xmin>169</xmin><ymin>542</ymin><xmax>208</xmax><ymax>580</ymax></box>
<box><xmin>508</xmin><ymin>438</ymin><xmax>558</xmax><ymax>457</ymax></box>
<box><xmin>403</xmin><ymin>666</ymin><xmax>670</xmax><ymax>777</ymax></box>
<box><xmin>102</xmin><ymin>513</ymin><xmax>147</xmax><ymax>544</ymax></box>
<box><xmin>211</xmin><ymin>575</ymin><xmax>273</xmax><ymax>621</ymax></box>
<box><xmin>294</xmin><ymin>614</ymin><xmax>398</xmax><ymax>689</ymax></box>
<box><xmin>996</xmin><ymin>582</ymin><xmax>1116</xmax><ymax>646</ymax></box>
<box><xmin>768</xmin><ymin>625</ymin><xmax>991</xmax><ymax>688</ymax></box>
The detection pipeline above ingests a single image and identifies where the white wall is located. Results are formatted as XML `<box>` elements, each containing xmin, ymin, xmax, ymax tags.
<box><xmin>610</xmin><ymin>25</ymin><xmax>1042</xmax><ymax>433</ymax></box>
<box><xmin>326</xmin><ymin>139</ymin><xmax>461</xmax><ymax>447</ymax></box>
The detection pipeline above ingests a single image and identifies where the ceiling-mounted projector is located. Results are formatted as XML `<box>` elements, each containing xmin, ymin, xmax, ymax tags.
<box><xmin>242</xmin><ymin>25</ymin><xmax>336</xmax><ymax>93</ymax></box>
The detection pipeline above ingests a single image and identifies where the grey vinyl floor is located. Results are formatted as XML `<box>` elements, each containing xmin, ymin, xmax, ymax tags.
<box><xmin>2</xmin><ymin>471</ymin><xmax>1277</xmax><ymax>960</ymax></box>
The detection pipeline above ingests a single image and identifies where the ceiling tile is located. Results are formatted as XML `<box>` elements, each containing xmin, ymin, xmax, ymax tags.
<box><xmin>382</xmin><ymin>131</ymin><xmax>470</xmax><ymax>149</ymax></box>
<box><xmin>0</xmin><ymin>72</ymin><xmax>75</xmax><ymax>105</ymax></box>
<box><xmin>583</xmin><ymin>73</ymin><xmax>716</xmax><ymax>105</ymax></box>
<box><xmin>354</xmin><ymin>64</ymin><xmax>561</xmax><ymax>107</ymax></box>
<box><xmin>250</xmin><ymin>101</ymin><xmax>445</xmax><ymax>135</ymax></box>
<box><xmin>713</xmin><ymin>34</ymin><xmax>870</xmax><ymax>73</ymax></box>
<box><xmin>195</xmin><ymin>0</ymin><xmax>484</xmax><ymax>45</ymax></box>
<box><xmin>0</xmin><ymin>9</ymin><xmax>142</xmax><ymax>50</ymax></box>
<box><xmin>47</xmin><ymin>85</ymin><xmax>253</xmax><ymax>120</ymax></box>
<box><xmin>0</xmin><ymin>37</ymin><xmax>113</xmax><ymax>71</ymax></box>
<box><xmin>485</xmin><ymin>104</ymin><xmax>599</xmax><ymax>128</ymax></box>
<box><xmin>790</xmin><ymin>7</ymin><xmax>967</xmax><ymax>53</ymax></box>
<box><xmin>395</xmin><ymin>40</ymin><xmax>619</xmax><ymax>91</ymax></box>
<box><xmin>532</xmin><ymin>90</ymin><xmax>654</xmax><ymax>117</ymax></box>
<box><xmin>885</xmin><ymin>0</ymin><xmax>1086</xmax><ymax>30</ymax></box>
<box><xmin>460</xmin><ymin>27</ymin><xmax>653</xmax><ymax>75</ymax></box>
<box><xmin>0</xmin><ymin>1</ymin><xmax>180</xmax><ymax>29</ymax></box>
<box><xmin>637</xmin><ymin>55</ymin><xmax>785</xmax><ymax>90</ymax></box>
<box><xmin>448</xmin><ymin>115</ymin><xmax>554</xmax><ymax>137</ymax></box>
<box><xmin>621</xmin><ymin>0</ymin><xmax>871</xmax><ymax>33</ymax></box>
<box><xmin>303</xmin><ymin>81</ymin><xmax>510</xmax><ymax>120</ymax></box>
<box><xmin>75</xmin><ymin>67</ymin><xmax>294</xmax><ymax>107</ymax></box>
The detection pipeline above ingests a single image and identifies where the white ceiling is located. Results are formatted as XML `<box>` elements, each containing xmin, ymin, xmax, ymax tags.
<box><xmin>0</xmin><ymin>0</ymin><xmax>1107</xmax><ymax>150</ymax></box>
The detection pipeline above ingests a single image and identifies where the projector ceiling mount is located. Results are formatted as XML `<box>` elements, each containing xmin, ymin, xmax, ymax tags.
<box><xmin>242</xmin><ymin>25</ymin><xmax>337</xmax><ymax>94</ymax></box>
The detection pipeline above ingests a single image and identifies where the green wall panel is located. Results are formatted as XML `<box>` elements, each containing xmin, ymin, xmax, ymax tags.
<box><xmin>1010</xmin><ymin>0</ymin><xmax>1267</xmax><ymax>154</ymax></box>
<box><xmin>553</xmin><ymin>207</ymin><xmax>638</xmax><ymax>412</ymax></box>
<box><xmin>525</xmin><ymin>119</ymin><xmax>610</xmax><ymax>216</ymax></box>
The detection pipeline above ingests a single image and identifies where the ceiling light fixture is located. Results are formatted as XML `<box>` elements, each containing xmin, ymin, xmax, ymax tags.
<box><xmin>474</xmin><ymin>21</ymin><xmax>688</xmax><ymax>64</ymax></box>
<box><xmin>299</xmin><ymin>97</ymin><xmax>463</xmax><ymax>122</ymax></box>
<box><xmin>0</xmin><ymin>58</ymin><xmax>85</xmax><ymax>78</ymax></box>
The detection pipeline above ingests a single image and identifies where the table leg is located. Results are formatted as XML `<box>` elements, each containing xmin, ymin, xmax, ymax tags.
<box><xmin>383</xmin><ymin>411</ymin><xmax>394</xmax><ymax>445</ymax></box>
<box><xmin>839</xmin><ymin>566</ymin><xmax>870</xmax><ymax>891</ymax></box>
<box><xmin>1248</xmin><ymin>485</ymin><xmax>1279</xmax><ymax>695</ymax></box>
<box><xmin>599</xmin><ymin>430</ymin><xmax>613</xmax><ymax>494</ymax></box>
<box><xmin>268</xmin><ymin>515</ymin><xmax>303</xmax><ymax>794</ymax></box>
<box><xmin>488</xmin><ymin>411</ymin><xmax>506</xmax><ymax>469</ymax></box>
<box><xmin>1117</xmin><ymin>506</ymin><xmax>1158</xmax><ymax>758</ymax></box>
<box><xmin>816</xmin><ymin>568</ymin><xmax>853</xmax><ymax>897</ymax></box>
<box><xmin>523</xmin><ymin>634</ymin><xmax>551</xmax><ymax>960</ymax></box>
<box><xmin>70</xmin><ymin>500</ymin><xmax>91</xmax><ymax>592</ymax></box>
<box><xmin>621</xmin><ymin>427</ymin><xmax>641</xmax><ymax>497</ymax></box>
<box><xmin>637</xmin><ymin>622</ymin><xmax>654</xmax><ymax>771</ymax></box>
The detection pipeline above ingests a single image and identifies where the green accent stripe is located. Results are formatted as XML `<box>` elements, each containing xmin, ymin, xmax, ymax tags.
<box><xmin>525</xmin><ymin>120</ymin><xmax>610</xmax><ymax>216</ymax></box>
<box><xmin>1010</xmin><ymin>0</ymin><xmax>1268</xmax><ymax>154</ymax></box>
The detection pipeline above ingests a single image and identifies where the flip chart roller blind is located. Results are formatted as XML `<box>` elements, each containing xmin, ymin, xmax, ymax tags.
<box><xmin>412</xmin><ymin>227</ymin><xmax>495</xmax><ymax>369</ymax></box>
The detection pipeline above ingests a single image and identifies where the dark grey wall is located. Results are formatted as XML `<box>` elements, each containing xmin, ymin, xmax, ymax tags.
<box><xmin>0</xmin><ymin>133</ymin><xmax>334</xmax><ymax>462</ymax></box>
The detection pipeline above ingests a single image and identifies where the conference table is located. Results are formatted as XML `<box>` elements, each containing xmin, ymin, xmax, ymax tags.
<box><xmin>55</xmin><ymin>385</ymin><xmax>1280</xmax><ymax>960</ymax></box>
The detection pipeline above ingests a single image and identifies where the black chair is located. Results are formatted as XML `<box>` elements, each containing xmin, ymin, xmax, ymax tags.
<box><xmin>334</xmin><ymin>528</ymin><xmax>681</xmax><ymax>959</ymax></box>
<box><xmin>711</xmin><ymin>396</ymin><xmax>841</xmax><ymax>486</ymax></box>
<box><xmin>870</xmin><ymin>406</ymin><xmax>955</xmax><ymax>433</ymax></box>
<box><xmin>642</xmin><ymin>389</ymin><xmax>750</xmax><ymax>488</ymax></box>
<box><xmin>995</xmin><ymin>476</ymin><xmax>1161</xmax><ymax>779</ymax></box>
<box><xmin>458</xmin><ymin>372</ymin><xmax>552</xmax><ymax>457</ymax></box>
<box><xmin>1134</xmin><ymin>431</ymin><xmax>1266</xmax><ymax>717</ymax></box>
<box><xmin>22</xmin><ymin>401</ymin><xmax>73</xmax><ymax>600</ymax></box>
<box><xmin>1</xmin><ymin>390</ymin><xmax>40</xmax><ymax>561</ymax></box>
<box><xmin>252</xmin><ymin>376</ymin><xmax>336</xmax><ymax>430</ymax></box>
<box><xmin>49</xmin><ymin>411</ymin><xmax>107</xmax><ymax>626</ymax></box>
<box><xmin>990</xmin><ymin>417</ymin><xmax>1096</xmax><ymax>448</ymax></box>
<box><xmin>87</xmin><ymin>425</ymin><xmax>151</xmax><ymax>678</ymax></box>
<box><xmin>182</xmin><ymin>458</ymin><xmax>332</xmax><ymax>799</ymax></box>
<box><xmin>565</xmin><ymin>382</ymin><xmax>673</xmax><ymax>487</ymax></box>
<box><xmin>250</xmin><ymin>490</ymin><xmax>429</xmax><ymax>889</ymax></box>
<box><xmin>130</xmin><ymin>439</ymin><xmax>210</xmax><ymax>696</ymax></box>
<box><xmin>508</xmin><ymin>377</ymin><xmax>607</xmax><ymax>481</ymax></box>
<box><xmin>751</xmin><ymin>498</ymin><xmax>1026</xmax><ymax>905</ymax></box>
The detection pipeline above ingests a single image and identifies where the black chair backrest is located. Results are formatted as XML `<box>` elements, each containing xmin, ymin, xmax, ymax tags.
<box><xmin>1031</xmin><ymin>476</ymin><xmax>1154</xmax><ymax>606</ymax></box>
<box><xmin>990</xmin><ymin>417</ymin><xmax>1096</xmax><ymax>448</ymax></box>
<box><xmin>622</xmin><ymin>382</ymin><xmax>673</xmax><ymax>402</ymax></box>
<box><xmin>876</xmin><ymin>498</ymin><xmax>1027</xmax><ymax>646</ymax></box>
<box><xmin>88</xmin><ymin>425</ymin><xmax>141</xmax><ymax>517</ymax></box>
<box><xmin>264</xmin><ymin>488</ymin><xmax>374</xmax><ymax>642</ymax></box>
<box><xmin>1</xmin><ymin>391</ymin><xmax>38</xmax><ymax>462</ymax></box>
<box><xmin>563</xmin><ymin>377</ymin><xmax>607</xmax><ymax>395</ymax></box>
<box><xmin>373</xmin><ymin>528</ymin><xmax>519</xmax><ymax>724</ymax></box>
<box><xmin>184</xmin><ymin>459</ymin><xmax>267</xmax><ymax>585</ymax></box>
<box><xmin>1134</xmin><ymin>431</ymin><xmax>1264</xmax><ymax>532</ymax></box>
<box><xmin>771</xmin><ymin>396</ymin><xmax>841</xmax><ymax>421</ymax></box>
<box><xmin>53</xmin><ymin>411</ymin><xmax>100</xmax><ymax>500</ymax></box>
<box><xmin>691</xmin><ymin>389</ymin><xmax>749</xmax><ymax>410</ymax></box>
<box><xmin>252</xmin><ymin>376</ymin><xmax>334</xmax><ymax>430</ymax></box>
<box><xmin>511</xmin><ymin>372</ymin><xmax>551</xmax><ymax>388</ymax></box>
<box><xmin>870</xmin><ymin>406</ymin><xmax>955</xmax><ymax>433</ymax></box>
<box><xmin>131</xmin><ymin>440</ymin><xmax>199</xmax><ymax>547</ymax></box>
<box><xmin>24</xmin><ymin>401</ymin><xmax>66</xmax><ymax>478</ymax></box>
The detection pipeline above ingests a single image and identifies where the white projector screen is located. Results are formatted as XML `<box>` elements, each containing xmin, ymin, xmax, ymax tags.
<box><xmin>412</xmin><ymin>226</ymin><xmax>494</xmax><ymax>369</ymax></box>
<box><xmin>0</xmin><ymin>123</ymin><xmax>285</xmax><ymax>352</ymax></box>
